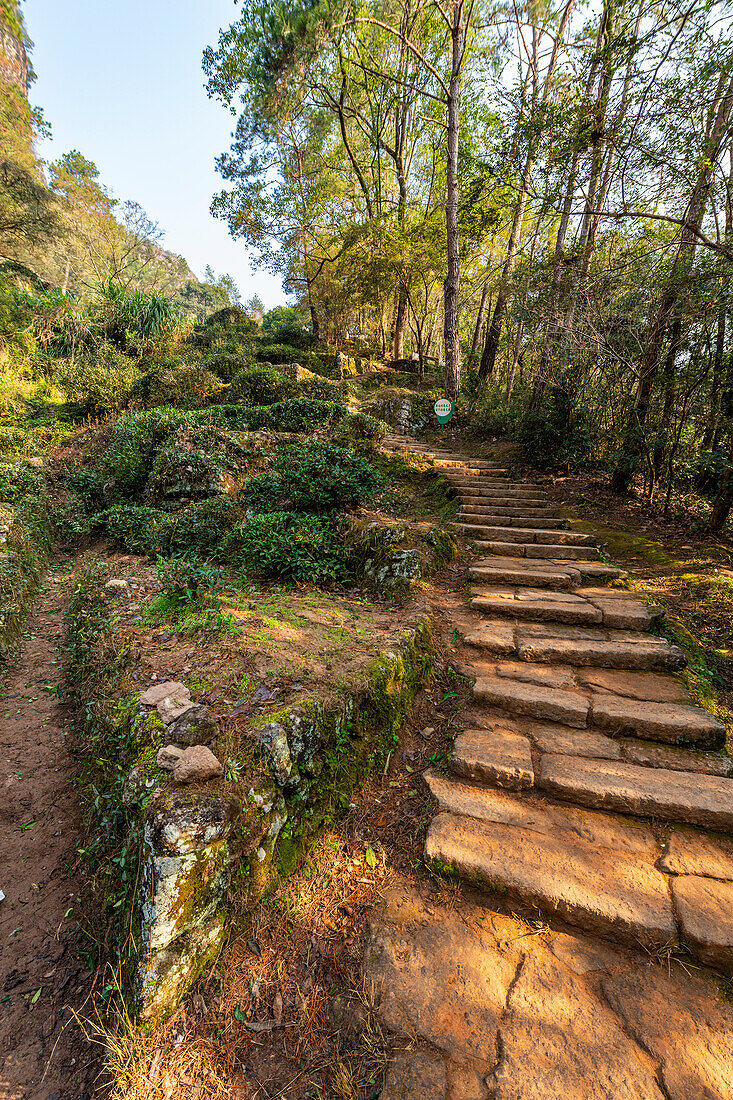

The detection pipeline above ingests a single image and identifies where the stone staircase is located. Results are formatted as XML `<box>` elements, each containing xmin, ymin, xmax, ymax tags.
<box><xmin>387</xmin><ymin>433</ymin><xmax>733</xmax><ymax>973</ymax></box>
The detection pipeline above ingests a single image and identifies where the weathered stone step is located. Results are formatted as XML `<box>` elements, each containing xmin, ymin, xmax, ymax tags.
<box><xmin>591</xmin><ymin>695</ymin><xmax>727</xmax><ymax>750</ymax></box>
<box><xmin>463</xmin><ymin>505</ymin><xmax>560</xmax><ymax>517</ymax></box>
<box><xmin>425</xmin><ymin>809</ymin><xmax>676</xmax><ymax>948</ymax></box>
<box><xmin>474</xmin><ymin>674</ymin><xmax>590</xmax><ymax>726</ymax></box>
<box><xmin>466</xmin><ymin>621</ymin><xmax>686</xmax><ymax>671</ymax></box>
<box><xmin>538</xmin><ymin>754</ymin><xmax>733</xmax><ymax>833</ymax></box>
<box><xmin>470</xmin><ymin>559</ymin><xmax>626</xmax><ymax>587</ymax></box>
<box><xmin>432</xmin><ymin>459</ymin><xmax>501</xmax><ymax>470</ymax></box>
<box><xmin>464</xmin><ymin>514</ymin><xmax>566</xmax><ymax>529</ymax></box>
<box><xmin>456</xmin><ymin>489</ymin><xmax>549</xmax><ymax>501</ymax></box>
<box><xmin>460</xmin><ymin>536</ymin><xmax>600</xmax><ymax>561</ymax></box>
<box><xmin>455</xmin><ymin>482</ymin><xmax>543</xmax><ymax>493</ymax></box>
<box><xmin>472</xmin><ymin>591</ymin><xmax>603</xmax><ymax>625</ymax></box>
<box><xmin>457</xmin><ymin>522</ymin><xmax>592</xmax><ymax>545</ymax></box>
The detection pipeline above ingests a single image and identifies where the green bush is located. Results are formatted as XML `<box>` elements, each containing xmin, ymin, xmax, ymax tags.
<box><xmin>55</xmin><ymin>343</ymin><xmax>139</xmax><ymax>415</ymax></box>
<box><xmin>245</xmin><ymin>439</ymin><xmax>381</xmax><ymax>514</ymax></box>
<box><xmin>132</xmin><ymin>362</ymin><xmax>222</xmax><ymax>409</ymax></box>
<box><xmin>104</xmin><ymin>504</ymin><xmax>170</xmax><ymax>554</ymax></box>
<box><xmin>104</xmin><ymin>498</ymin><xmax>244</xmax><ymax>558</ymax></box>
<box><xmin>227</xmin><ymin>366</ymin><xmax>294</xmax><ymax>405</ymax></box>
<box><xmin>334</xmin><ymin>411</ymin><xmax>389</xmax><ymax>453</ymax></box>
<box><xmin>155</xmin><ymin>557</ymin><xmax>224</xmax><ymax>605</ymax></box>
<box><xmin>516</xmin><ymin>382</ymin><xmax>596</xmax><ymax>470</ymax></box>
<box><xmin>226</xmin><ymin>512</ymin><xmax>348</xmax><ymax>582</ymax></box>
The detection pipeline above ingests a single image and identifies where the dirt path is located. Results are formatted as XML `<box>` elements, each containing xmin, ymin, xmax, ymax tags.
<box><xmin>0</xmin><ymin>561</ymin><xmax>101</xmax><ymax>1100</ymax></box>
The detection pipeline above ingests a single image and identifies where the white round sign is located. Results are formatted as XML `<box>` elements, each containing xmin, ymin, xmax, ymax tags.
<box><xmin>434</xmin><ymin>398</ymin><xmax>452</xmax><ymax>416</ymax></box>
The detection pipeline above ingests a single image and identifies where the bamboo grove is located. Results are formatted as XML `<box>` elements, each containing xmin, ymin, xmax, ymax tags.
<box><xmin>205</xmin><ymin>0</ymin><xmax>733</xmax><ymax>527</ymax></box>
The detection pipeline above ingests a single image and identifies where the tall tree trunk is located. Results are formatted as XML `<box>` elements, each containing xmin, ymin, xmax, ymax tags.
<box><xmin>478</xmin><ymin>0</ymin><xmax>574</xmax><ymax>384</ymax></box>
<box><xmin>611</xmin><ymin>64</ymin><xmax>733</xmax><ymax>492</ymax></box>
<box><xmin>443</xmin><ymin>0</ymin><xmax>464</xmax><ymax>401</ymax></box>
<box><xmin>710</xmin><ymin>428</ymin><xmax>733</xmax><ymax>530</ymax></box>
<box><xmin>471</xmin><ymin>282</ymin><xmax>489</xmax><ymax>358</ymax></box>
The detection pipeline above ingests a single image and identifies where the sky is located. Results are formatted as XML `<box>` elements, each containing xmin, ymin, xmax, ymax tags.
<box><xmin>23</xmin><ymin>0</ymin><xmax>286</xmax><ymax>308</ymax></box>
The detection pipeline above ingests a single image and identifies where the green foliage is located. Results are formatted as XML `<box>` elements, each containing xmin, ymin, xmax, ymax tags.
<box><xmin>54</xmin><ymin>342</ymin><xmax>139</xmax><ymax>415</ymax></box>
<box><xmin>333</xmin><ymin>410</ymin><xmax>389</xmax><ymax>453</ymax></box>
<box><xmin>155</xmin><ymin>556</ymin><xmax>225</xmax><ymax>605</ymax></box>
<box><xmin>227</xmin><ymin>511</ymin><xmax>348</xmax><ymax>582</ymax></box>
<box><xmin>228</xmin><ymin>365</ymin><xmax>293</xmax><ymax>405</ymax></box>
<box><xmin>246</xmin><ymin>439</ymin><xmax>382</xmax><ymax>513</ymax></box>
<box><xmin>131</xmin><ymin>361</ymin><xmax>222</xmax><ymax>409</ymax></box>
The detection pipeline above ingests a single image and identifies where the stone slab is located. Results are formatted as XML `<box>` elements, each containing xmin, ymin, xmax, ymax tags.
<box><xmin>364</xmin><ymin>885</ymin><xmax>516</xmax><ymax>1064</ymax></box>
<box><xmin>489</xmin><ymin>950</ymin><xmax>665</xmax><ymax>1100</ymax></box>
<box><xmin>528</xmin><ymin>723</ymin><xmax>621</xmax><ymax>760</ymax></box>
<box><xmin>424</xmin><ymin>772</ymin><xmax>658</xmax><ymax>858</ymax></box>
<box><xmin>619</xmin><ymin>737</ymin><xmax>733</xmax><ymax>777</ymax></box>
<box><xmin>474</xmin><ymin>676</ymin><xmax>589</xmax><ymax>727</ymax></box>
<box><xmin>465</xmin><ymin>622</ymin><xmax>516</xmax><ymax>656</ymax></box>
<box><xmin>602</xmin><ymin>964</ymin><xmax>733</xmax><ymax>1100</ymax></box>
<box><xmin>451</xmin><ymin>729</ymin><xmax>534</xmax><ymax>789</ymax></box>
<box><xmin>516</xmin><ymin>636</ymin><xmax>685</xmax><ymax>671</ymax></box>
<box><xmin>472</xmin><ymin>596</ymin><xmax>602</xmax><ymax>625</ymax></box>
<box><xmin>537</xmin><ymin>754</ymin><xmax>733</xmax><ymax>832</ymax></box>
<box><xmin>661</xmin><ymin>829</ymin><xmax>733</xmax><ymax>879</ymax></box>
<box><xmin>671</xmin><ymin>875</ymin><xmax>733</xmax><ymax>974</ymax></box>
<box><xmin>576</xmin><ymin>668</ymin><xmax>689</xmax><ymax>703</ymax></box>
<box><xmin>425</xmin><ymin>812</ymin><xmax>675</xmax><ymax>948</ymax></box>
<box><xmin>140</xmin><ymin>680</ymin><xmax>190</xmax><ymax>706</ymax></box>
<box><xmin>470</xmin><ymin>567</ymin><xmax>576</xmax><ymax>590</ymax></box>
<box><xmin>381</xmin><ymin>1049</ymin><xmax>447</xmax><ymax>1100</ymax></box>
<box><xmin>591</xmin><ymin>695</ymin><xmax>727</xmax><ymax>749</ymax></box>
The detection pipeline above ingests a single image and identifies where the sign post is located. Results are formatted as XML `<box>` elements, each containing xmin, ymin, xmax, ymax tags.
<box><xmin>434</xmin><ymin>398</ymin><xmax>455</xmax><ymax>428</ymax></box>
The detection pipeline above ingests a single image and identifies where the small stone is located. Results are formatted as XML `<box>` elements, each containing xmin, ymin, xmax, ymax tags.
<box><xmin>157</xmin><ymin>691</ymin><xmax>196</xmax><ymax>725</ymax></box>
<box><xmin>167</xmin><ymin>705</ymin><xmax>218</xmax><ymax>746</ymax></box>
<box><xmin>172</xmin><ymin>746</ymin><xmax>223</xmax><ymax>784</ymax></box>
<box><xmin>140</xmin><ymin>681</ymin><xmax>190</xmax><ymax>707</ymax></box>
<box><xmin>157</xmin><ymin>745</ymin><xmax>184</xmax><ymax>771</ymax></box>
<box><xmin>104</xmin><ymin>578</ymin><xmax>128</xmax><ymax>591</ymax></box>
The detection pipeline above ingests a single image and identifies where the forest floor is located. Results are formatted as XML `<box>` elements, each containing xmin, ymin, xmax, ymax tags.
<box><xmin>0</xmin><ymin>557</ymin><xmax>104</xmax><ymax>1100</ymax></box>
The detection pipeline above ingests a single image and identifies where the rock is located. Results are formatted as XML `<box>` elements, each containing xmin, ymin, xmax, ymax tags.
<box><xmin>364</xmin><ymin>885</ymin><xmax>516</xmax><ymax>1064</ymax></box>
<box><xmin>147</xmin><ymin>793</ymin><xmax>238</xmax><ymax>854</ymax></box>
<box><xmin>536</xmin><ymin>754</ymin><xmax>733</xmax><ymax>832</ymax></box>
<box><xmin>660</xmin><ymin>829</ymin><xmax>733</xmax><ymax>879</ymax></box>
<box><xmin>167</xmin><ymin>704</ymin><xmax>218</xmax><ymax>747</ymax></box>
<box><xmin>381</xmin><ymin>1049</ymin><xmax>447</xmax><ymax>1099</ymax></box>
<box><xmin>172</xmin><ymin>746</ymin><xmax>223</xmax><ymax>784</ymax></box>
<box><xmin>602</xmin><ymin>963</ymin><xmax>733</xmax><ymax>1100</ymax></box>
<box><xmin>255</xmin><ymin>722</ymin><xmax>294</xmax><ymax>786</ymax></box>
<box><xmin>489</xmin><ymin>949</ymin><xmax>665</xmax><ymax>1099</ymax></box>
<box><xmin>590</xmin><ymin>695</ymin><xmax>727</xmax><ymax>749</ymax></box>
<box><xmin>424</xmin><ymin>771</ymin><xmax>658</xmax><ymax>858</ymax></box>
<box><xmin>425</xmin><ymin>812</ymin><xmax>675</xmax><ymax>948</ymax></box>
<box><xmin>547</xmin><ymin>932</ymin><xmax>625</xmax><ymax>975</ymax></box>
<box><xmin>157</xmin><ymin>744</ymin><xmax>184</xmax><ymax>771</ymax></box>
<box><xmin>670</xmin><ymin>875</ymin><xmax>733</xmax><ymax>974</ymax></box>
<box><xmin>619</xmin><ymin>737</ymin><xmax>733</xmax><ymax>777</ymax></box>
<box><xmin>447</xmin><ymin>1061</ymin><xmax>490</xmax><ymax>1100</ymax></box>
<box><xmin>528</xmin><ymin>723</ymin><xmax>621</xmax><ymax>760</ymax></box>
<box><xmin>474</xmin><ymin>676</ymin><xmax>589</xmax><ymax>727</ymax></box>
<box><xmin>158</xmin><ymin>690</ymin><xmax>196</xmax><ymax>725</ymax></box>
<box><xmin>140</xmin><ymin>680</ymin><xmax>190</xmax><ymax>707</ymax></box>
<box><xmin>575</xmin><ymin>668</ymin><xmax>688</xmax><ymax>703</ymax></box>
<box><xmin>104</xmin><ymin>578</ymin><xmax>128</xmax><ymax>591</ymax></box>
<box><xmin>451</xmin><ymin>729</ymin><xmax>534</xmax><ymax>789</ymax></box>
<box><xmin>465</xmin><ymin>621</ymin><xmax>516</xmax><ymax>656</ymax></box>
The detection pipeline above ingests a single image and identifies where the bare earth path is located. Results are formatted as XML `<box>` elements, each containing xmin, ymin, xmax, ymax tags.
<box><xmin>366</xmin><ymin>437</ymin><xmax>733</xmax><ymax>1100</ymax></box>
<box><xmin>0</xmin><ymin>562</ymin><xmax>101</xmax><ymax>1100</ymax></box>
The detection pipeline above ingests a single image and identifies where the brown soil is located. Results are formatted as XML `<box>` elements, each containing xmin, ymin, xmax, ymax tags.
<box><xmin>0</xmin><ymin>560</ymin><xmax>103</xmax><ymax>1100</ymax></box>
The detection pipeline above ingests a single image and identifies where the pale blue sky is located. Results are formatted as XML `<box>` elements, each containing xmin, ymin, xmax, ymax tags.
<box><xmin>23</xmin><ymin>0</ymin><xmax>286</xmax><ymax>307</ymax></box>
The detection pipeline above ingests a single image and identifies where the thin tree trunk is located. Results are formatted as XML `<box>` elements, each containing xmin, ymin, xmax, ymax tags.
<box><xmin>471</xmin><ymin>282</ymin><xmax>489</xmax><ymax>358</ymax></box>
<box><xmin>443</xmin><ymin>0</ymin><xmax>464</xmax><ymax>401</ymax></box>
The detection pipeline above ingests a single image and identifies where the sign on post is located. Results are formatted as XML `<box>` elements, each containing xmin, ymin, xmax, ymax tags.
<box><xmin>434</xmin><ymin>398</ymin><xmax>455</xmax><ymax>426</ymax></box>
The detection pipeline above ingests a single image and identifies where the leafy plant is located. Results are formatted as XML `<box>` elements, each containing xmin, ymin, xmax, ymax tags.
<box><xmin>226</xmin><ymin>511</ymin><xmax>349</xmax><ymax>582</ymax></box>
<box><xmin>245</xmin><ymin>439</ymin><xmax>381</xmax><ymax>514</ymax></box>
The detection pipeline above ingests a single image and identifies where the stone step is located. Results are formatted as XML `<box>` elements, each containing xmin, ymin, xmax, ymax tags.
<box><xmin>456</xmin><ymin>489</ymin><xmax>549</xmax><ymax>501</ymax></box>
<box><xmin>455</xmin><ymin>482</ymin><xmax>543</xmax><ymax>494</ymax></box>
<box><xmin>465</xmin><ymin>622</ymin><xmax>686</xmax><ymax>671</ymax></box>
<box><xmin>425</xmin><ymin>808</ymin><xmax>676</xmax><ymax>949</ymax></box>
<box><xmin>432</xmin><ymin>459</ymin><xmax>501</xmax><ymax>470</ymax></box>
<box><xmin>591</xmin><ymin>695</ymin><xmax>727</xmax><ymax>750</ymax></box>
<box><xmin>472</xmin><ymin>592</ymin><xmax>604</xmax><ymax>625</ymax></box>
<box><xmin>471</xmin><ymin>590</ymin><xmax>662</xmax><ymax>631</ymax></box>
<box><xmin>463</xmin><ymin>505</ymin><xmax>560</xmax><ymax>517</ymax></box>
<box><xmin>460</xmin><ymin>536</ymin><xmax>600</xmax><ymax>561</ymax></box>
<box><xmin>537</xmin><ymin>754</ymin><xmax>733</xmax><ymax>833</ymax></box>
<box><xmin>470</xmin><ymin>559</ymin><xmax>626</xmax><ymax>587</ymax></box>
<box><xmin>474</xmin><ymin>675</ymin><xmax>590</xmax><ymax>726</ymax></box>
<box><xmin>465</xmin><ymin>515</ymin><xmax>566</xmax><ymax>529</ymax></box>
<box><xmin>457</xmin><ymin>494</ymin><xmax>549</xmax><ymax>507</ymax></box>
<box><xmin>457</xmin><ymin>522</ymin><xmax>593</xmax><ymax>545</ymax></box>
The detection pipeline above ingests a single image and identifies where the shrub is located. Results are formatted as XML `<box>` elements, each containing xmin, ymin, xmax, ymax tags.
<box><xmin>226</xmin><ymin>512</ymin><xmax>348</xmax><ymax>582</ymax></box>
<box><xmin>245</xmin><ymin>439</ymin><xmax>381</xmax><ymax>514</ymax></box>
<box><xmin>334</xmin><ymin>411</ymin><xmax>389</xmax><ymax>453</ymax></box>
<box><xmin>155</xmin><ymin>557</ymin><xmax>224</xmax><ymax>605</ymax></box>
<box><xmin>516</xmin><ymin>382</ymin><xmax>596</xmax><ymax>470</ymax></box>
<box><xmin>55</xmin><ymin>343</ymin><xmax>139</xmax><ymax>414</ymax></box>
<box><xmin>227</xmin><ymin>366</ymin><xmax>294</xmax><ymax>406</ymax></box>
<box><xmin>104</xmin><ymin>504</ymin><xmax>170</xmax><ymax>554</ymax></box>
<box><xmin>132</xmin><ymin>362</ymin><xmax>222</xmax><ymax>409</ymax></box>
